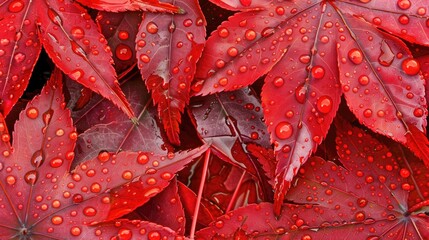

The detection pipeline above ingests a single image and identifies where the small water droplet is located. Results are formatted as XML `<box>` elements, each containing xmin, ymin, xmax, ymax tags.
<box><xmin>261</xmin><ymin>27</ymin><xmax>275</xmax><ymax>37</ymax></box>
<box><xmin>118</xmin><ymin>30</ymin><xmax>129</xmax><ymax>40</ymax></box>
<box><xmin>398</xmin><ymin>14</ymin><xmax>409</xmax><ymax>25</ymax></box>
<box><xmin>26</xmin><ymin>107</ymin><xmax>39</xmax><ymax>119</ymax></box>
<box><xmin>98</xmin><ymin>150</ymin><xmax>110</xmax><ymax>162</ymax></box>
<box><xmin>118</xmin><ymin>228</ymin><xmax>132</xmax><ymax>240</ymax></box>
<box><xmin>31</xmin><ymin>150</ymin><xmax>45</xmax><ymax>168</ymax></box>
<box><xmin>49</xmin><ymin>157</ymin><xmax>63</xmax><ymax>168</ymax></box>
<box><xmin>183</xmin><ymin>19</ymin><xmax>192</xmax><ymax>27</ymax></box>
<box><xmin>140</xmin><ymin>54</ymin><xmax>150</xmax><ymax>63</ymax></box>
<box><xmin>227</xmin><ymin>47</ymin><xmax>238</xmax><ymax>57</ymax></box>
<box><xmin>355</xmin><ymin>211</ymin><xmax>365</xmax><ymax>221</ymax></box>
<box><xmin>70</xmin><ymin>226</ymin><xmax>81</xmax><ymax>236</ymax></box>
<box><xmin>397</xmin><ymin>0</ymin><xmax>411</xmax><ymax>9</ymax></box>
<box><xmin>358</xmin><ymin>75</ymin><xmax>370</xmax><ymax>86</ymax></box>
<box><xmin>215</xmin><ymin>220</ymin><xmax>224</xmax><ymax>228</ymax></box>
<box><xmin>275</xmin><ymin>121</ymin><xmax>293</xmax><ymax>139</ymax></box>
<box><xmin>137</xmin><ymin>153</ymin><xmax>149</xmax><ymax>164</ymax></box>
<box><xmin>273</xmin><ymin>76</ymin><xmax>284</xmax><ymax>87</ymax></box>
<box><xmin>399</xmin><ymin>168</ymin><xmax>410</xmax><ymax>178</ymax></box>
<box><xmin>413</xmin><ymin>108</ymin><xmax>424</xmax><ymax>117</ymax></box>
<box><xmin>218</xmin><ymin>27</ymin><xmax>229</xmax><ymax>38</ymax></box>
<box><xmin>276</xmin><ymin>6</ymin><xmax>285</xmax><ymax>15</ymax></box>
<box><xmin>148</xmin><ymin>231</ymin><xmax>160</xmax><ymax>240</ymax></box>
<box><xmin>83</xmin><ymin>207</ymin><xmax>97</xmax><ymax>217</ymax></box>
<box><xmin>47</xmin><ymin>8</ymin><xmax>62</xmax><ymax>25</ymax></box>
<box><xmin>51</xmin><ymin>216</ymin><xmax>63</xmax><ymax>225</ymax></box>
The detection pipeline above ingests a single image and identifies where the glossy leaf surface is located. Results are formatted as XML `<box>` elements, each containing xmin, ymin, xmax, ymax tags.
<box><xmin>193</xmin><ymin>0</ymin><xmax>429</xmax><ymax>213</ymax></box>
<box><xmin>0</xmin><ymin>0</ymin><xmax>134</xmax><ymax>119</ymax></box>
<box><xmin>137</xmin><ymin>0</ymin><xmax>206</xmax><ymax>145</ymax></box>
<box><xmin>0</xmin><ymin>69</ymin><xmax>208</xmax><ymax>239</ymax></box>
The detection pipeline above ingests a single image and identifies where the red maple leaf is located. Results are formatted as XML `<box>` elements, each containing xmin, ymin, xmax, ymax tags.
<box><xmin>0</xmin><ymin>68</ymin><xmax>208</xmax><ymax>238</ymax></box>
<box><xmin>196</xmin><ymin>119</ymin><xmax>429</xmax><ymax>239</ymax></box>
<box><xmin>193</xmin><ymin>0</ymin><xmax>429</xmax><ymax>214</ymax></box>
<box><xmin>0</xmin><ymin>0</ymin><xmax>136</xmax><ymax>119</ymax></box>
<box><xmin>137</xmin><ymin>0</ymin><xmax>206</xmax><ymax>145</ymax></box>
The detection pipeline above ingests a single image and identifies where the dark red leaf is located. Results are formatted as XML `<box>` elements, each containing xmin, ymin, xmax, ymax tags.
<box><xmin>196</xmin><ymin>120</ymin><xmax>429</xmax><ymax>239</ymax></box>
<box><xmin>96</xmin><ymin>11</ymin><xmax>142</xmax><ymax>74</ymax></box>
<box><xmin>127</xmin><ymin>178</ymin><xmax>186</xmax><ymax>234</ymax></box>
<box><xmin>76</xmin><ymin>0</ymin><xmax>182</xmax><ymax>13</ymax></box>
<box><xmin>137</xmin><ymin>0</ymin><xmax>206</xmax><ymax>145</ymax></box>
<box><xmin>0</xmin><ymin>0</ymin><xmax>135</xmax><ymax>119</ymax></box>
<box><xmin>70</xmin><ymin>77</ymin><xmax>170</xmax><ymax>164</ymax></box>
<box><xmin>193</xmin><ymin>0</ymin><xmax>428</xmax><ymax>214</ymax></box>
<box><xmin>0</xmin><ymin>68</ymin><xmax>208</xmax><ymax>238</ymax></box>
<box><xmin>405</xmin><ymin>124</ymin><xmax>429</xmax><ymax>166</ymax></box>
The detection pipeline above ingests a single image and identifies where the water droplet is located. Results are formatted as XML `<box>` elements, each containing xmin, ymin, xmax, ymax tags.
<box><xmin>218</xmin><ymin>77</ymin><xmax>228</xmax><ymax>86</ymax></box>
<box><xmin>148</xmin><ymin>231</ymin><xmax>160</xmax><ymax>240</ymax></box>
<box><xmin>273</xmin><ymin>77</ymin><xmax>284</xmax><ymax>87</ymax></box>
<box><xmin>51</xmin><ymin>216</ymin><xmax>63</xmax><ymax>225</ymax></box>
<box><xmin>363</xmin><ymin>109</ymin><xmax>372</xmax><ymax>118</ymax></box>
<box><xmin>276</xmin><ymin>6</ymin><xmax>285</xmax><ymax>15</ymax></box>
<box><xmin>239</xmin><ymin>0</ymin><xmax>251</xmax><ymax>6</ymax></box>
<box><xmin>295</xmin><ymin>84</ymin><xmax>307</xmax><ymax>104</ymax></box>
<box><xmin>348</xmin><ymin>48</ymin><xmax>363</xmax><ymax>64</ymax></box>
<box><xmin>47</xmin><ymin>8</ymin><xmax>63</xmax><ymax>25</ymax></box>
<box><xmin>317</xmin><ymin>96</ymin><xmax>333</xmax><ymax>114</ymax></box>
<box><xmin>355</xmin><ymin>211</ymin><xmax>365</xmax><ymax>221</ymax></box>
<box><xmin>73</xmin><ymin>194</ymin><xmax>83</xmax><ymax>203</ymax></box>
<box><xmin>401</xmin><ymin>58</ymin><xmax>420</xmax><ymax>75</ymax></box>
<box><xmin>90</xmin><ymin>183</ymin><xmax>101</xmax><ymax>193</ymax></box>
<box><xmin>26</xmin><ymin>107</ymin><xmax>39</xmax><ymax>119</ymax></box>
<box><xmin>97</xmin><ymin>150</ymin><xmax>110</xmax><ymax>162</ymax></box>
<box><xmin>358</xmin><ymin>75</ymin><xmax>369</xmax><ymax>86</ymax></box>
<box><xmin>69</xmin><ymin>69</ymin><xmax>84</xmax><ymax>81</ymax></box>
<box><xmin>227</xmin><ymin>47</ymin><xmax>238</xmax><ymax>57</ymax></box>
<box><xmin>311</xmin><ymin>65</ymin><xmax>325</xmax><ymax>79</ymax></box>
<box><xmin>399</xmin><ymin>168</ymin><xmax>410</xmax><ymax>178</ymax></box>
<box><xmin>24</xmin><ymin>170</ymin><xmax>38</xmax><ymax>185</ymax></box>
<box><xmin>71</xmin><ymin>27</ymin><xmax>84</xmax><ymax>39</ymax></box>
<box><xmin>118</xmin><ymin>228</ymin><xmax>132</xmax><ymax>240</ymax></box>
<box><xmin>122</xmin><ymin>171</ymin><xmax>133</xmax><ymax>180</ymax></box>
<box><xmin>299</xmin><ymin>55</ymin><xmax>310</xmax><ymax>64</ymax></box>
<box><xmin>118</xmin><ymin>30</ymin><xmax>129</xmax><ymax>40</ymax></box>
<box><xmin>398</xmin><ymin>14</ymin><xmax>409</xmax><ymax>25</ymax></box>
<box><xmin>8</xmin><ymin>0</ymin><xmax>25</xmax><ymax>13</ymax></box>
<box><xmin>397</xmin><ymin>0</ymin><xmax>411</xmax><ymax>9</ymax></box>
<box><xmin>261</xmin><ymin>27</ymin><xmax>275</xmax><ymax>37</ymax></box>
<box><xmin>275</xmin><ymin>121</ymin><xmax>293</xmax><ymax>139</ymax></box>
<box><xmin>14</xmin><ymin>53</ymin><xmax>25</xmax><ymax>63</ymax></box>
<box><xmin>245</xmin><ymin>29</ymin><xmax>257</xmax><ymax>41</ymax></box>
<box><xmin>215</xmin><ymin>220</ymin><xmax>224</xmax><ymax>228</ymax></box>
<box><xmin>413</xmin><ymin>108</ymin><xmax>424</xmax><ymax>117</ymax></box>
<box><xmin>70</xmin><ymin>226</ymin><xmax>81</xmax><ymax>236</ymax></box>
<box><xmin>378</xmin><ymin>40</ymin><xmax>395</xmax><ymax>66</ymax></box>
<box><xmin>50</xmin><ymin>157</ymin><xmax>63</xmax><ymax>168</ymax></box>
<box><xmin>302</xmin><ymin>235</ymin><xmax>312</xmax><ymax>240</ymax></box>
<box><xmin>218</xmin><ymin>27</ymin><xmax>229</xmax><ymax>38</ymax></box>
<box><xmin>6</xmin><ymin>175</ymin><xmax>16</xmax><ymax>185</ymax></box>
<box><xmin>137</xmin><ymin>153</ymin><xmax>149</xmax><ymax>164</ymax></box>
<box><xmin>146</xmin><ymin>22</ymin><xmax>158</xmax><ymax>34</ymax></box>
<box><xmin>183</xmin><ymin>19</ymin><xmax>192</xmax><ymax>27</ymax></box>
<box><xmin>140</xmin><ymin>54</ymin><xmax>150</xmax><ymax>63</ymax></box>
<box><xmin>83</xmin><ymin>207</ymin><xmax>97</xmax><ymax>217</ymax></box>
<box><xmin>115</xmin><ymin>44</ymin><xmax>132</xmax><ymax>61</ymax></box>
<box><xmin>357</xmin><ymin>197</ymin><xmax>368</xmax><ymax>207</ymax></box>
<box><xmin>31</xmin><ymin>150</ymin><xmax>45</xmax><ymax>168</ymax></box>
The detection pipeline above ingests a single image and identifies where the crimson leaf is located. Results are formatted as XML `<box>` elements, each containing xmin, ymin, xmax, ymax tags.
<box><xmin>0</xmin><ymin>68</ymin><xmax>208</xmax><ymax>239</ymax></box>
<box><xmin>137</xmin><ymin>0</ymin><xmax>206</xmax><ymax>145</ymax></box>
<box><xmin>193</xmin><ymin>0</ymin><xmax>429</xmax><ymax>214</ymax></box>
<box><xmin>0</xmin><ymin>0</ymin><xmax>134</xmax><ymax>119</ymax></box>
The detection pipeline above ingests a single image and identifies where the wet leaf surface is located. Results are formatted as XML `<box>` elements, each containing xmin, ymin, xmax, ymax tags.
<box><xmin>0</xmin><ymin>69</ymin><xmax>208</xmax><ymax>239</ymax></box>
<box><xmin>193</xmin><ymin>0</ymin><xmax>429</xmax><ymax>213</ymax></box>
<box><xmin>0</xmin><ymin>0</ymin><xmax>134</xmax><ymax>119</ymax></box>
<box><xmin>137</xmin><ymin>0</ymin><xmax>206</xmax><ymax>145</ymax></box>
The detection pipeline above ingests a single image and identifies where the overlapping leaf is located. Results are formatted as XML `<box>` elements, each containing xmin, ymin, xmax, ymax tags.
<box><xmin>193</xmin><ymin>0</ymin><xmax>429</xmax><ymax>214</ymax></box>
<box><xmin>0</xmin><ymin>68</ymin><xmax>208</xmax><ymax>239</ymax></box>
<box><xmin>137</xmin><ymin>0</ymin><xmax>206</xmax><ymax>145</ymax></box>
<box><xmin>76</xmin><ymin>0</ymin><xmax>182</xmax><ymax>13</ymax></box>
<box><xmin>0</xmin><ymin>0</ymin><xmax>134</xmax><ymax>119</ymax></box>
<box><xmin>196</xmin><ymin>120</ymin><xmax>429</xmax><ymax>239</ymax></box>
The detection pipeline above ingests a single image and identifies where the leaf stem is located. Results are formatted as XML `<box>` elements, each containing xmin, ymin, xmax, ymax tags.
<box><xmin>189</xmin><ymin>148</ymin><xmax>211</xmax><ymax>239</ymax></box>
<box><xmin>225</xmin><ymin>170</ymin><xmax>246</xmax><ymax>213</ymax></box>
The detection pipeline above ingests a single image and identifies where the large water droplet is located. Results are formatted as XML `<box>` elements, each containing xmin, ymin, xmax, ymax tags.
<box><xmin>71</xmin><ymin>27</ymin><xmax>85</xmax><ymax>39</ymax></box>
<box><xmin>311</xmin><ymin>65</ymin><xmax>325</xmax><ymax>79</ymax></box>
<box><xmin>115</xmin><ymin>44</ymin><xmax>132</xmax><ymax>61</ymax></box>
<box><xmin>146</xmin><ymin>22</ymin><xmax>158</xmax><ymax>34</ymax></box>
<box><xmin>401</xmin><ymin>58</ymin><xmax>420</xmax><ymax>75</ymax></box>
<box><xmin>378</xmin><ymin>40</ymin><xmax>394</xmax><ymax>66</ymax></box>
<box><xmin>348</xmin><ymin>48</ymin><xmax>363</xmax><ymax>65</ymax></box>
<box><xmin>295</xmin><ymin>84</ymin><xmax>307</xmax><ymax>104</ymax></box>
<box><xmin>275</xmin><ymin>121</ymin><xmax>293</xmax><ymax>139</ymax></box>
<box><xmin>31</xmin><ymin>150</ymin><xmax>45</xmax><ymax>168</ymax></box>
<box><xmin>316</xmin><ymin>96</ymin><xmax>333</xmax><ymax>114</ymax></box>
<box><xmin>8</xmin><ymin>0</ymin><xmax>25</xmax><ymax>13</ymax></box>
<box><xmin>24</xmin><ymin>170</ymin><xmax>38</xmax><ymax>185</ymax></box>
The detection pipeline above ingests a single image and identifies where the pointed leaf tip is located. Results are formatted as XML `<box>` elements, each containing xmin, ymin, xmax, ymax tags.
<box><xmin>405</xmin><ymin>124</ymin><xmax>429</xmax><ymax>167</ymax></box>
